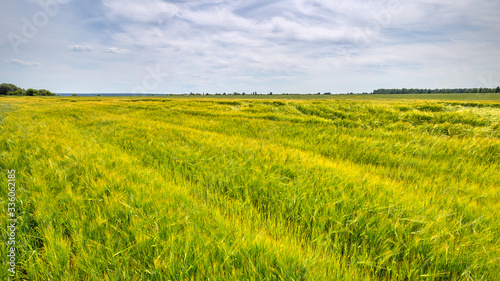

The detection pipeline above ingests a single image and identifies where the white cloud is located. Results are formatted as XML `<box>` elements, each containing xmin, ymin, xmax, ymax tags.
<box><xmin>1</xmin><ymin>0</ymin><xmax>499</xmax><ymax>93</ymax></box>
<box><xmin>93</xmin><ymin>0</ymin><xmax>499</xmax><ymax>92</ymax></box>
<box><xmin>105</xmin><ymin>47</ymin><xmax>130</xmax><ymax>54</ymax></box>
<box><xmin>68</xmin><ymin>45</ymin><xmax>93</xmax><ymax>52</ymax></box>
<box><xmin>102</xmin><ymin>0</ymin><xmax>179</xmax><ymax>23</ymax></box>
<box><xmin>6</xmin><ymin>59</ymin><xmax>40</xmax><ymax>67</ymax></box>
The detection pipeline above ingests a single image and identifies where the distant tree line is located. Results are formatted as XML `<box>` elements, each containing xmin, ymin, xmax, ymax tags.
<box><xmin>0</xmin><ymin>83</ymin><xmax>55</xmax><ymax>96</ymax></box>
<box><xmin>188</xmin><ymin>88</ymin><xmax>500</xmax><ymax>96</ymax></box>
<box><xmin>373</xmin><ymin>87</ymin><xmax>500</xmax><ymax>95</ymax></box>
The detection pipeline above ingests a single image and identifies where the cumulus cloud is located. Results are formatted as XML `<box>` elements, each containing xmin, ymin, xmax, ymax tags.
<box><xmin>105</xmin><ymin>47</ymin><xmax>130</xmax><ymax>54</ymax></box>
<box><xmin>68</xmin><ymin>45</ymin><xmax>93</xmax><ymax>52</ymax></box>
<box><xmin>2</xmin><ymin>0</ymin><xmax>499</xmax><ymax>93</ymax></box>
<box><xmin>6</xmin><ymin>59</ymin><xmax>40</xmax><ymax>67</ymax></box>
<box><xmin>88</xmin><ymin>0</ymin><xmax>498</xmax><ymax>92</ymax></box>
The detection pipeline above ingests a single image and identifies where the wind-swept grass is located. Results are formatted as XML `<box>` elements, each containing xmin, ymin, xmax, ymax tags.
<box><xmin>1</xmin><ymin>96</ymin><xmax>499</xmax><ymax>280</ymax></box>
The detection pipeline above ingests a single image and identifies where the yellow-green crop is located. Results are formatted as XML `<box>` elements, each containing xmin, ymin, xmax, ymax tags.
<box><xmin>1</xmin><ymin>95</ymin><xmax>499</xmax><ymax>280</ymax></box>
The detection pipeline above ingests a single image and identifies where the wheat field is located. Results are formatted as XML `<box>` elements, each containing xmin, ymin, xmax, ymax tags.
<box><xmin>1</xmin><ymin>95</ymin><xmax>499</xmax><ymax>280</ymax></box>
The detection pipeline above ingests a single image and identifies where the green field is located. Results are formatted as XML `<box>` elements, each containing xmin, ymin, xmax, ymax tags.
<box><xmin>1</xmin><ymin>95</ymin><xmax>499</xmax><ymax>280</ymax></box>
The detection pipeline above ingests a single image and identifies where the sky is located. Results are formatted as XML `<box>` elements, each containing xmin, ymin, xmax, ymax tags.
<box><xmin>1</xmin><ymin>0</ymin><xmax>500</xmax><ymax>94</ymax></box>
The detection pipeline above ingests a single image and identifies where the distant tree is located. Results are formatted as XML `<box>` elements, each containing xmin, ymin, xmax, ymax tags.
<box><xmin>0</xmin><ymin>83</ymin><xmax>24</xmax><ymax>95</ymax></box>
<box><xmin>496</xmin><ymin>86</ymin><xmax>500</xmax><ymax>93</ymax></box>
<box><xmin>0</xmin><ymin>83</ymin><xmax>55</xmax><ymax>96</ymax></box>
<box><xmin>0</xmin><ymin>83</ymin><xmax>16</xmax><ymax>95</ymax></box>
<box><xmin>26</xmin><ymin>88</ymin><xmax>39</xmax><ymax>96</ymax></box>
<box><xmin>372</xmin><ymin>87</ymin><xmax>497</xmax><ymax>95</ymax></box>
<box><xmin>11</xmin><ymin>89</ymin><xmax>26</xmax><ymax>96</ymax></box>
<box><xmin>38</xmin><ymin>89</ymin><xmax>55</xmax><ymax>96</ymax></box>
